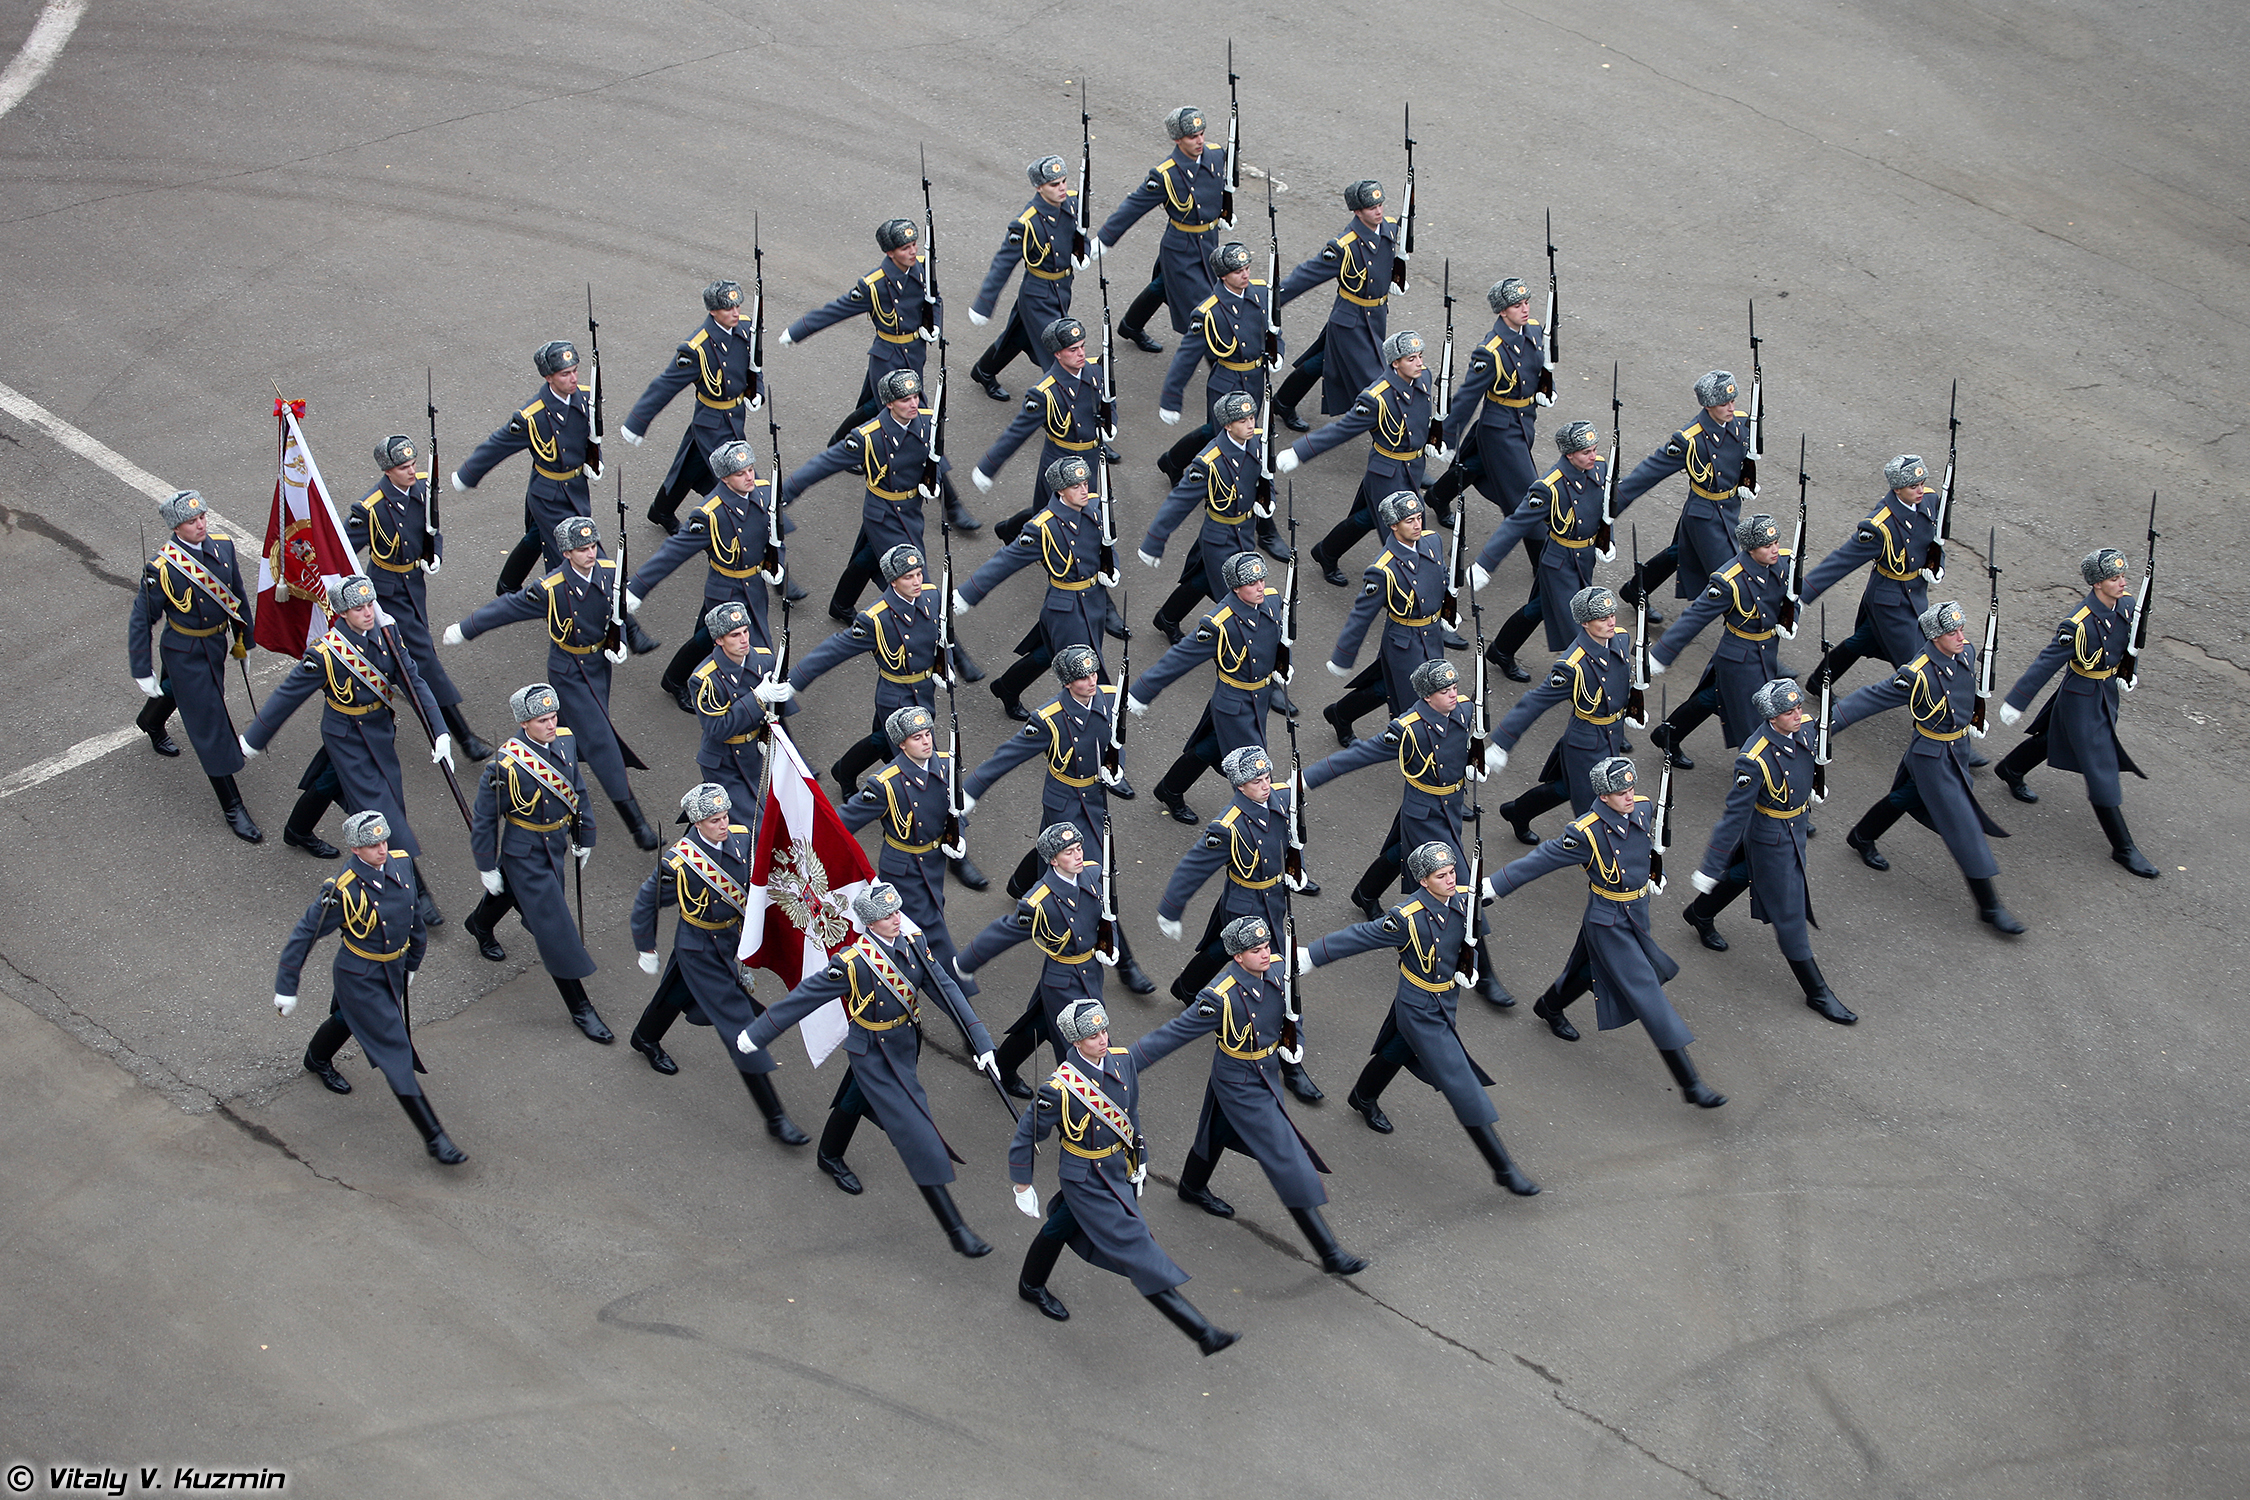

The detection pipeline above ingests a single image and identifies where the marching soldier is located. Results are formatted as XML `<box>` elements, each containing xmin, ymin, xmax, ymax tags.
<box><xmin>1138</xmin><ymin>394</ymin><xmax>1263</xmax><ymax>645</ymax></box>
<box><xmin>1490</xmin><ymin>757</ymin><xmax>1729</xmax><ymax>1108</ymax></box>
<box><xmin>1801</xmin><ymin>454</ymin><xmax>1944</xmax><ymax>692</ymax></box>
<box><xmin>129</xmin><ymin>488</ymin><xmax>263</xmax><ymax>843</ymax></box>
<box><xmin>687</xmin><ymin>601</ymin><xmax>792</xmax><ymax>817</ymax></box>
<box><xmin>960</xmin><ymin>645</ymin><xmax>1145</xmax><ymax>906</ymax></box>
<box><xmin>1491</xmin><ymin>585</ymin><xmax>1635</xmax><ymax>845</ymax></box>
<box><xmin>1303</xmin><ymin>659</ymin><xmax>1510</xmax><ymax>1007</ymax></box>
<box><xmin>1472</xmin><ymin>419</ymin><xmax>1632</xmax><ymax>684</ymax></box>
<box><xmin>1278</xmin><ymin>330</ymin><xmax>1448</xmax><ymax>587</ymax></box>
<box><xmin>1009</xmin><ymin>996</ymin><xmax>1242</xmax><ymax>1354</ymax></box>
<box><xmin>242</xmin><ymin>574</ymin><xmax>451</xmax><ymax>927</ymax></box>
<box><xmin>784</xmin><ymin>367</ymin><xmax>963</xmax><ymax>621</ymax></box>
<box><xmin>1168</xmin><ymin>916</ymin><xmax>1368</xmax><ymax>1274</ymax></box>
<box><xmin>451</xmin><ymin>340</ymin><xmax>616</xmax><ymax>604</ymax></box>
<box><xmin>960</xmin><ymin>822</ymin><xmax>1151</xmax><ymax>1097</ymax></box>
<box><xmin>1831</xmin><ymin>601</ymin><xmax>2026</xmax><ymax>933</ymax></box>
<box><xmin>841</xmin><ymin>706</ymin><xmax>988</xmax><ymax>987</ymax></box>
<box><xmin>1129</xmin><ymin>550</ymin><xmax>1291</xmax><ymax>823</ymax></box>
<box><xmin>778</xmin><ymin>217</ymin><xmax>941</xmax><ymax>445</ymax></box>
<box><xmin>1643</xmin><ymin>511</ymin><xmax>1796</xmax><ymax>767</ymax></box>
<box><xmin>1426</xmin><ymin>277</ymin><xmax>1553</xmax><ymax>531</ymax></box>
<box><xmin>1319</xmin><ymin>491</ymin><xmax>1451</xmax><ymax>746</ymax></box>
<box><xmin>1994</xmin><ymin>548</ymin><xmax>2158</xmax><ymax>877</ymax></box>
<box><xmin>964</xmin><ymin>155</ymin><xmax>1081</xmax><ymax>402</ymax></box>
<box><xmin>792</xmin><ymin>543</ymin><xmax>948</xmax><ymax>799</ymax></box>
<box><xmin>735</xmin><ymin>883</ymin><xmax>1003</xmax><ymax>1258</ymax></box>
<box><xmin>971</xmin><ymin>314</ymin><xmax>1110</xmax><ymax>526</ymax></box>
<box><xmin>1298</xmin><ymin>841</ymin><xmax>1540</xmax><ymax>1194</ymax></box>
<box><xmin>1154</xmin><ymin>242</ymin><xmax>1274</xmax><ymax>480</ymax></box>
<box><xmin>445</xmin><ymin>516</ymin><xmax>663</xmax><ymax>851</ymax></box>
<box><xmin>349</xmin><ymin>435</ymin><xmax>494</xmax><ymax>761</ymax></box>
<box><xmin>955</xmin><ymin>456</ymin><xmax>1115</xmax><ymax>720</ymax></box>
<box><xmin>1680</xmin><ymin>679</ymin><xmax>1855</xmax><ymax>1024</ymax></box>
<box><xmin>1094</xmin><ymin>105</ymin><xmax>1232</xmax><ymax>350</ymax></box>
<box><xmin>274</xmin><ymin>809</ymin><xmax>462</xmax><ymax>1165</ymax></box>
<box><xmin>461</xmin><ymin>683</ymin><xmax>612</xmax><ymax>1043</ymax></box>
<box><xmin>1614</xmin><ymin>370</ymin><xmax>1757</xmax><ymax>616</ymax></box>
<box><xmin>627</xmin><ymin>438</ymin><xmax>782</xmax><ymax>713</ymax></box>
<box><xmin>618</xmin><ymin>279</ymin><xmax>757</xmax><ymax>534</ymax></box>
<box><xmin>1269</xmin><ymin>179</ymin><xmax>1403</xmax><ymax>429</ymax></box>
<box><xmin>625</xmin><ymin>782</ymin><xmax>809</xmax><ymax>1147</ymax></box>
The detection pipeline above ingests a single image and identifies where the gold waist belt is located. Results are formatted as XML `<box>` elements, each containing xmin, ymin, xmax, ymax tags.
<box><xmin>506</xmin><ymin>814</ymin><xmax>569</xmax><ymax>833</ymax></box>
<box><xmin>535</xmin><ymin>464</ymin><xmax>583</xmax><ymax>481</ymax></box>
<box><xmin>343</xmin><ymin>937</ymin><xmax>410</xmax><ymax>961</ymax></box>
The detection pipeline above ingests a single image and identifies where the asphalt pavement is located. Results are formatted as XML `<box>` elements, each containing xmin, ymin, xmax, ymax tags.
<box><xmin>0</xmin><ymin>1</ymin><xmax>2245</xmax><ymax>1496</ymax></box>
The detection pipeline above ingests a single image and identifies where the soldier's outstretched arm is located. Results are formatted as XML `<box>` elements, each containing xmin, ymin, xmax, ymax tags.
<box><xmin>242</xmin><ymin>655</ymin><xmax>328</xmax><ymax>752</ymax></box>
<box><xmin>1305</xmin><ymin>915</ymin><xmax>1403</xmax><ymax>967</ymax></box>
<box><xmin>1653</xmin><ymin>580</ymin><xmax>1733</xmax><ymax>667</ymax></box>
<box><xmin>1829</xmin><ymin>669</ymin><xmax>1912</xmax><ymax>733</ymax></box>
<box><xmin>1698</xmin><ymin>761</ymin><xmax>1760</xmax><ymax>886</ymax></box>
<box><xmin>1800</xmin><ymin>516</ymin><xmax>1884</xmax><ymax>604</ymax></box>
<box><xmin>1494</xmin><ymin>664</ymin><xmax>1572</xmax><ymax>751</ymax></box>
<box><xmin>628</xmin><ymin>855</ymin><xmax>674</xmax><ymax>954</ymax></box>
<box><xmin>273</xmin><ymin>889</ymin><xmax>341</xmax><ymax>999</ymax></box>
<box><xmin>739</xmin><ymin>963</ymin><xmax>851</xmax><ymax>1058</ymax></box>
<box><xmin>1329</xmin><ymin>577</ymin><xmax>1384</xmax><ymax>668</ymax></box>
<box><xmin>456</xmin><ymin>584</ymin><xmax>550</xmax><ymax>640</ymax></box>
<box><xmin>1491</xmin><ymin>829</ymin><xmax>1592</xmax><ymax>898</ymax></box>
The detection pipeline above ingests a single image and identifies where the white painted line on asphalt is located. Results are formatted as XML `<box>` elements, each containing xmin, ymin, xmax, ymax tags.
<box><xmin>0</xmin><ymin>376</ymin><xmax>177</xmax><ymax>504</ymax></box>
<box><xmin>0</xmin><ymin>726</ymin><xmax>139</xmax><ymax>801</ymax></box>
<box><xmin>0</xmin><ymin>0</ymin><xmax>88</xmax><ymax>120</ymax></box>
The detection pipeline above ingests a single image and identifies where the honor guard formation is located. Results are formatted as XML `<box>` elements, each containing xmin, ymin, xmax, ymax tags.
<box><xmin>130</xmin><ymin>69</ymin><xmax>2169</xmax><ymax>1359</ymax></box>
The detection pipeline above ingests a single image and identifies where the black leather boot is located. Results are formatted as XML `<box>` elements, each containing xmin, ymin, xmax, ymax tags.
<box><xmin>1789</xmin><ymin>956</ymin><xmax>1857</xmax><ymax>1024</ymax></box>
<box><xmin>1472</xmin><ymin>941</ymin><xmax>1514</xmax><ymax>1008</ymax></box>
<box><xmin>629</xmin><ymin>1026</ymin><xmax>677</xmax><ymax>1073</ymax></box>
<box><xmin>1115</xmin><ymin>933</ymin><xmax>1158</xmax><ymax>996</ymax></box>
<box><xmin>1280</xmin><ymin>1057</ymin><xmax>1324</xmax><ymax>1102</ymax></box>
<box><xmin>1995</xmin><ymin>758</ymin><xmax>2040</xmax><ymax>803</ymax></box>
<box><xmin>211</xmin><ymin>775</ymin><xmax>263</xmax><ymax>844</ymax></box>
<box><xmin>816</xmin><ymin>1110</ymin><xmax>863</xmax><ymax>1193</ymax></box>
<box><xmin>1145</xmin><ymin>1287</ymin><xmax>1239</xmax><ymax>1355</ymax></box>
<box><xmin>742</xmin><ymin>1071</ymin><xmax>809</xmax><ymax>1144</ymax></box>
<box><xmin>282</xmin><ymin>786</ymin><xmax>340</xmax><ymax>858</ymax></box>
<box><xmin>625</xmin><ymin>614</ymin><xmax>662</xmax><ymax>656</ymax></box>
<box><xmin>555</xmin><ymin>976</ymin><xmax>615</xmax><ymax>1043</ymax></box>
<box><xmin>1531</xmin><ymin>985</ymin><xmax>1581</xmax><ymax>1041</ymax></box>
<box><xmin>949</xmin><ymin>640</ymin><xmax>984</xmax><ymax>683</ymax></box>
<box><xmin>921</xmin><ymin>1183</ymin><xmax>993</xmax><ymax>1257</ymax></box>
<box><xmin>138</xmin><ymin>696</ymin><xmax>179</xmax><ymax>756</ymax></box>
<box><xmin>1967</xmin><ymin>875</ymin><xmax>2027</xmax><ymax>934</ymax></box>
<box><xmin>1176</xmin><ymin>1149</ymin><xmax>1234</xmax><ymax>1218</ymax></box>
<box><xmin>1681</xmin><ymin>894</ymin><xmax>1729</xmax><ymax>951</ymax></box>
<box><xmin>1660</xmin><ymin>1047</ymin><xmax>1727</xmax><ymax>1107</ymax></box>
<box><xmin>440</xmin><ymin>703</ymin><xmax>493</xmax><ymax>761</ymax></box>
<box><xmin>1119</xmin><ymin>323</ymin><xmax>1165</xmax><ymax>354</ymax></box>
<box><xmin>1465</xmin><ymin>1123</ymin><xmax>1541</xmax><ymax>1195</ymax></box>
<box><xmin>1649</xmin><ymin>721</ymin><xmax>1696</xmax><ymax>770</ymax></box>
<box><xmin>614</xmin><ymin>797</ymin><xmax>661</xmax><ymax>851</ymax></box>
<box><xmin>415</xmin><ymin>876</ymin><xmax>444</xmax><ymax>929</ymax></box>
<box><xmin>396</xmin><ymin>1092</ymin><xmax>467</xmax><ymax>1164</ymax></box>
<box><xmin>945</xmin><ymin>488</ymin><xmax>984</xmax><ymax>532</ymax></box>
<box><xmin>1019</xmin><ymin>1231</ymin><xmax>1070</xmax><ymax>1320</ymax></box>
<box><xmin>463</xmin><ymin>891</ymin><xmax>510</xmax><ymax>961</ymax></box>
<box><xmin>949</xmin><ymin>854</ymin><xmax>989</xmax><ymax>891</ymax></box>
<box><xmin>303</xmin><ymin>1014</ymin><xmax>353</xmax><ymax>1094</ymax></box>
<box><xmin>1347</xmin><ymin>1056</ymin><xmax>1400</xmax><ymax>1133</ymax></box>
<box><xmin>1288</xmin><ymin>1206</ymin><xmax>1371</xmax><ymax>1274</ymax></box>
<box><xmin>2094</xmin><ymin>805</ymin><xmax>2158</xmax><ymax>878</ymax></box>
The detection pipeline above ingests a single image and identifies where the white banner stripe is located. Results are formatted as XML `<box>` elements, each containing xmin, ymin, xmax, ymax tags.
<box><xmin>0</xmin><ymin>0</ymin><xmax>88</xmax><ymax>121</ymax></box>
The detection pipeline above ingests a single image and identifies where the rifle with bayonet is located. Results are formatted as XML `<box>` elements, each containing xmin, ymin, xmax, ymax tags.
<box><xmin>1094</xmin><ymin>814</ymin><xmax>1123</xmax><ymax>965</ymax></box>
<box><xmin>1095</xmin><ymin>250</ymin><xmax>1119</xmax><ymax>443</ymax></box>
<box><xmin>1779</xmin><ymin>433</ymin><xmax>1809</xmax><ymax>637</ymax></box>
<box><xmin>1454</xmin><ymin>777</ymin><xmax>1485</xmax><ymax>985</ymax></box>
<box><xmin>1541</xmin><ymin>208</ymin><xmax>1560</xmax><ymax>393</ymax></box>
<box><xmin>423</xmin><ymin>369</ymin><xmax>443</xmax><ymax>561</ymax></box>
<box><xmin>1427</xmin><ymin>257</ymin><xmax>1454</xmax><ymax>451</ymax></box>
<box><xmin>1219</xmin><ymin>41</ymin><xmax>1240</xmax><ymax>230</ymax></box>
<box><xmin>1595</xmin><ymin>360</ymin><xmax>1620</xmax><ymax>560</ymax></box>
<box><xmin>918</xmin><ymin>146</ymin><xmax>941</xmax><ymax>342</ymax></box>
<box><xmin>1101</xmin><ymin>590</ymin><xmax>1129</xmax><ymax>785</ymax></box>
<box><xmin>1094</xmin><ymin>449</ymin><xmax>1120</xmax><ymax>583</ymax></box>
<box><xmin>1922</xmin><ymin>380</ymin><xmax>1960</xmax><ymax>583</ymax></box>
<box><xmin>1253</xmin><ymin>371</ymin><xmax>1277</xmax><ymax>520</ymax></box>
<box><xmin>584</xmin><ymin>286</ymin><xmax>605</xmax><ymax>478</ymax></box>
<box><xmin>1073</xmin><ymin>80</ymin><xmax>1095</xmax><ymax>268</ymax></box>
<box><xmin>1282</xmin><ymin>685</ymin><xmax>1307</xmax><ymax>888</ymax></box>
<box><xmin>1814</xmin><ymin>603</ymin><xmax>1833</xmax><ymax>801</ymax></box>
<box><xmin>602</xmin><ymin>467</ymin><xmax>628</xmax><ymax>657</ymax></box>
<box><xmin>2120</xmin><ymin>491</ymin><xmax>2158</xmax><ymax>690</ymax></box>
<box><xmin>746</xmin><ymin>215</ymin><xmax>767</xmax><ymax>410</ymax></box>
<box><xmin>1972</xmin><ymin>526</ymin><xmax>2000</xmax><ymax>736</ymax></box>
<box><xmin>1262</xmin><ymin>174</ymin><xmax>1284</xmax><ymax>371</ymax></box>
<box><xmin>1649</xmin><ymin>685</ymin><xmax>1674</xmax><ymax>890</ymax></box>
<box><xmin>1626</xmin><ymin>523</ymin><xmax>1650</xmax><ymax>728</ymax></box>
<box><xmin>1391</xmin><ymin>104</ymin><xmax>1416</xmax><ymax>293</ymax></box>
<box><xmin>1741</xmin><ymin>299</ymin><xmax>1763</xmax><ymax>493</ymax></box>
<box><xmin>766</xmin><ymin>387</ymin><xmax>791</xmax><ymax>680</ymax></box>
<box><xmin>1442</xmin><ymin>436</ymin><xmax>1469</xmax><ymax>628</ymax></box>
<box><xmin>1467</xmin><ymin>581</ymin><xmax>1491</xmax><ymax>765</ymax></box>
<box><xmin>1273</xmin><ymin>480</ymin><xmax>1298</xmax><ymax>680</ymax></box>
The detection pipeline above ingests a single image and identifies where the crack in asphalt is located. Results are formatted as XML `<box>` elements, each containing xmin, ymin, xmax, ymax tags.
<box><xmin>214</xmin><ymin>1102</ymin><xmax>362</xmax><ymax>1193</ymax></box>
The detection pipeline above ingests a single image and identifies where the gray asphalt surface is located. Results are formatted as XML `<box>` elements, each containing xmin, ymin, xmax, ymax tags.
<box><xmin>1</xmin><ymin>1</ymin><xmax>2246</xmax><ymax>1496</ymax></box>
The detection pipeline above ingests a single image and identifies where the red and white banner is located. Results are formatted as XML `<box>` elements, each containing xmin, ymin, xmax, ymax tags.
<box><xmin>253</xmin><ymin>399</ymin><xmax>360</xmax><ymax>656</ymax></box>
<box><xmin>737</xmin><ymin>724</ymin><xmax>915</xmax><ymax>1066</ymax></box>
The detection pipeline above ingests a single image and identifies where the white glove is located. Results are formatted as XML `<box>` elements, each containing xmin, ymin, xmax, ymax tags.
<box><xmin>1646</xmin><ymin>876</ymin><xmax>1668</xmax><ymax>897</ymax></box>
<box><xmin>1736</xmin><ymin>485</ymin><xmax>1758</xmax><ymax>503</ymax></box>
<box><xmin>631</xmin><ymin>952</ymin><xmax>658</xmax><ymax>977</ymax></box>
<box><xmin>1467</xmin><ymin>763</ymin><xmax>1486</xmax><ymax>784</ymax></box>
<box><xmin>480</xmin><ymin>868</ymin><xmax>504</xmax><ymax>896</ymax></box>
<box><xmin>442</xmin><ymin>623</ymin><xmax>465</xmax><ymax>646</ymax></box>
<box><xmin>1480</xmin><ymin>876</ymin><xmax>1498</xmax><ymax>902</ymax></box>
<box><xmin>736</xmin><ymin>1028</ymin><xmax>760</xmax><ymax>1053</ymax></box>
<box><xmin>1534</xmin><ymin>391</ymin><xmax>1554</xmax><ymax>408</ymax></box>
<box><xmin>431</xmin><ymin>732</ymin><xmax>455</xmax><ymax>769</ymax></box>
<box><xmin>1325</xmin><ymin>660</ymin><xmax>1350</xmax><ymax>679</ymax></box>
<box><xmin>975</xmin><ymin>1050</ymin><xmax>998</xmax><ymax>1077</ymax></box>
<box><xmin>959</xmin><ymin>792</ymin><xmax>977</xmax><ymax>815</ymax></box>
<box><xmin>238</xmin><ymin>733</ymin><xmax>260</xmax><ymax>759</ymax></box>
<box><xmin>1810</xmin><ymin>790</ymin><xmax>1826</xmax><ymax>805</ymax></box>
<box><xmin>583</xmin><ymin>461</ymin><xmax>603</xmax><ymax>482</ymax></box>
<box><xmin>952</xmin><ymin>955</ymin><xmax>974</xmax><ymax>981</ymax></box>
<box><xmin>274</xmin><ymin>993</ymin><xmax>297</xmax><ymax>1017</ymax></box>
<box><xmin>1469</xmin><ymin>563</ymin><xmax>1491</xmax><ymax>592</ymax></box>
<box><xmin>1649</xmin><ymin>658</ymin><xmax>1668</xmax><ymax>678</ymax></box>
<box><xmin>971</xmin><ymin>467</ymin><xmax>994</xmax><ymax>494</ymax></box>
<box><xmin>1999</xmin><ymin>703</ymin><xmax>2023</xmax><ymax>727</ymax></box>
<box><xmin>1278</xmin><ymin>1041</ymin><xmax>1304</xmax><ymax>1065</ymax></box>
<box><xmin>753</xmin><ymin>677</ymin><xmax>796</xmax><ymax>705</ymax></box>
<box><xmin>421</xmin><ymin>552</ymin><xmax>440</xmax><ymax>575</ymax></box>
<box><xmin>967</xmin><ymin>308</ymin><xmax>990</xmax><ymax>327</ymax></box>
<box><xmin>777</xmin><ymin>329</ymin><xmax>794</xmax><ymax>347</ymax></box>
<box><xmin>1014</xmin><ymin>1183</ymin><xmax>1041</xmax><ymax>1218</ymax></box>
<box><xmin>2118</xmin><ymin>675</ymin><xmax>2136</xmax><ymax>694</ymax></box>
<box><xmin>572</xmin><ymin>844</ymin><xmax>592</xmax><ymax>868</ymax></box>
<box><xmin>625</xmin><ymin>589</ymin><xmax>643</xmax><ymax>614</ymax></box>
<box><xmin>1691</xmin><ymin>870</ymin><xmax>1719</xmax><ymax>896</ymax></box>
<box><xmin>1126</xmin><ymin>695</ymin><xmax>1149</xmax><ymax>718</ymax></box>
<box><xmin>1275</xmin><ymin>449</ymin><xmax>1301</xmax><ymax>474</ymax></box>
<box><xmin>1158</xmin><ymin>915</ymin><xmax>1183</xmax><ymax>941</ymax></box>
<box><xmin>1295</xmin><ymin>949</ymin><xmax>1315</xmax><ymax>976</ymax></box>
<box><xmin>1485</xmin><ymin>744</ymin><xmax>1508</xmax><ymax>772</ymax></box>
<box><xmin>1158</xmin><ymin>408</ymin><xmax>1181</xmax><ymax>426</ymax></box>
<box><xmin>450</xmin><ymin>471</ymin><xmax>471</xmax><ymax>492</ymax></box>
<box><xmin>1096</xmin><ymin>568</ymin><xmax>1121</xmax><ymax>589</ymax></box>
<box><xmin>952</xmin><ymin>589</ymin><xmax>973</xmax><ymax>614</ymax></box>
<box><xmin>604</xmin><ymin>645</ymin><xmax>629</xmax><ymax>665</ymax></box>
<box><xmin>1427</xmin><ymin>442</ymin><xmax>1453</xmax><ymax>462</ymax></box>
<box><xmin>135</xmin><ymin>675</ymin><xmax>161</xmax><ymax>697</ymax></box>
<box><xmin>1273</xmin><ymin>664</ymin><xmax>1294</xmax><ymax>686</ymax></box>
<box><xmin>1089</xmin><ymin>238</ymin><xmax>1109</xmax><ymax>261</ymax></box>
<box><xmin>1136</xmin><ymin>548</ymin><xmax>1161</xmax><ymax>569</ymax></box>
<box><xmin>620</xmin><ymin>427</ymin><xmax>645</xmax><ymax>447</ymax></box>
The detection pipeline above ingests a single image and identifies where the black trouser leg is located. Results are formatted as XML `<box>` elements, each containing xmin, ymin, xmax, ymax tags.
<box><xmin>1005</xmin><ymin>846</ymin><xmax>1045</xmax><ymax>900</ymax></box>
<box><xmin>1274</xmin><ymin>360</ymin><xmax>1321</xmax><ymax>414</ymax></box>
<box><xmin>1352</xmin><ymin>846</ymin><xmax>1402</xmax><ymax>906</ymax></box>
<box><xmin>1121</xmin><ymin>277</ymin><xmax>1166</xmax><ymax>336</ymax></box>
<box><xmin>1021</xmin><ymin>1221</ymin><xmax>1067</xmax><ymax>1285</ymax></box>
<box><xmin>817</xmin><ymin>1106</ymin><xmax>859</xmax><ymax>1160</ymax></box>
<box><xmin>1996</xmin><ymin>732</ymin><xmax>2047</xmax><ymax>785</ymax></box>
<box><xmin>1505</xmin><ymin>779</ymin><xmax>1570</xmax><ymax>829</ymax></box>
<box><xmin>1352</xmin><ymin>1053</ymin><xmax>1402</xmax><ymax>1106</ymax></box>
<box><xmin>1314</xmin><ymin>511</ymin><xmax>1374</xmax><ymax>568</ymax></box>
<box><xmin>1145</xmin><ymin>1287</ymin><xmax>1238</xmax><ymax>1354</ymax></box>
<box><xmin>832</xmin><ymin>732</ymin><xmax>890</xmax><ymax>795</ymax></box>
<box><xmin>1330</xmin><ymin>677</ymin><xmax>1390</xmax><ymax>734</ymax></box>
<box><xmin>1623</xmin><ymin>543</ymin><xmax>1678</xmax><ymax>606</ymax></box>
<box><xmin>1153</xmin><ymin>748</ymin><xmax>1210</xmax><ymax>804</ymax></box>
<box><xmin>1156</xmin><ymin>580</ymin><xmax>1209</xmax><ymax>634</ymax></box>
<box><xmin>633</xmin><ymin>987</ymin><xmax>683</xmax><ymax>1044</ymax></box>
<box><xmin>992</xmin><ymin>650</ymin><xmax>1047</xmax><ymax>710</ymax></box>
<box><xmin>660</xmin><ymin>636</ymin><xmax>708</xmax><ymax>693</ymax></box>
<box><xmin>305</xmin><ymin>1011</ymin><xmax>352</xmax><ymax>1065</ymax></box>
<box><xmin>1170</xmin><ymin>943</ymin><xmax>1230</xmax><ymax>1005</ymax></box>
<box><xmin>1491</xmin><ymin>602</ymin><xmax>1542</xmax><ymax>658</ymax></box>
<box><xmin>136</xmin><ymin>693</ymin><xmax>175</xmax><ymax>737</ymax></box>
<box><xmin>1850</xmin><ymin>796</ymin><xmax>1907</xmax><ymax>847</ymax></box>
<box><xmin>1160</xmin><ymin>424</ymin><xmax>1210</xmax><ymax>476</ymax></box>
<box><xmin>497</xmin><ymin>526</ymin><xmax>543</xmax><ymax>594</ymax></box>
<box><xmin>994</xmin><ymin>1018</ymin><xmax>1042</xmax><ymax>1083</ymax></box>
<box><xmin>284</xmin><ymin>782</ymin><xmax>335</xmax><ymax>840</ymax></box>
